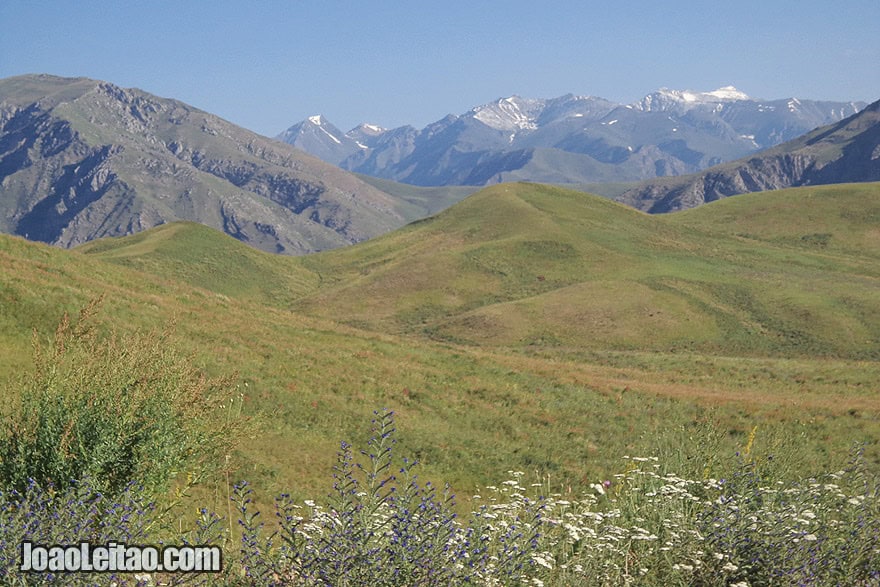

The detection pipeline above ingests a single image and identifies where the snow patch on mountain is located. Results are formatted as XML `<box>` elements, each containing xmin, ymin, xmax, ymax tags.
<box><xmin>353</xmin><ymin>123</ymin><xmax>386</xmax><ymax>135</ymax></box>
<box><xmin>471</xmin><ymin>96</ymin><xmax>544</xmax><ymax>131</ymax></box>
<box><xmin>635</xmin><ymin>86</ymin><xmax>751</xmax><ymax>112</ymax></box>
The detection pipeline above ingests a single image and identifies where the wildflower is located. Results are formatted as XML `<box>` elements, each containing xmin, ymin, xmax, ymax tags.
<box><xmin>722</xmin><ymin>562</ymin><xmax>739</xmax><ymax>572</ymax></box>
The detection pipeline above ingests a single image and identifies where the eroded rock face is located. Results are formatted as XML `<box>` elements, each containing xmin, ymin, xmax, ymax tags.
<box><xmin>0</xmin><ymin>75</ymin><xmax>404</xmax><ymax>254</ymax></box>
<box><xmin>617</xmin><ymin>100</ymin><xmax>880</xmax><ymax>213</ymax></box>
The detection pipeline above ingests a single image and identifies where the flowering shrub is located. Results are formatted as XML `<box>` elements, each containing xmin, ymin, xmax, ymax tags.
<box><xmin>231</xmin><ymin>409</ymin><xmax>543</xmax><ymax>586</ymax></box>
<box><xmin>0</xmin><ymin>408</ymin><xmax>877</xmax><ymax>585</ymax></box>
<box><xmin>0</xmin><ymin>477</ymin><xmax>157</xmax><ymax>586</ymax></box>
<box><xmin>226</xmin><ymin>411</ymin><xmax>879</xmax><ymax>586</ymax></box>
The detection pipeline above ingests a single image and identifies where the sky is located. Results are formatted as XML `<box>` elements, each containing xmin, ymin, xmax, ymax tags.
<box><xmin>2</xmin><ymin>1</ymin><xmax>878</xmax><ymax>136</ymax></box>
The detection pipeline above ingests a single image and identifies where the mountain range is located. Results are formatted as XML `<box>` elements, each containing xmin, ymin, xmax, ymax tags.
<box><xmin>0</xmin><ymin>74</ymin><xmax>439</xmax><ymax>254</ymax></box>
<box><xmin>1</xmin><ymin>74</ymin><xmax>877</xmax><ymax>257</ymax></box>
<box><xmin>619</xmin><ymin>98</ymin><xmax>880</xmax><ymax>211</ymax></box>
<box><xmin>278</xmin><ymin>88</ymin><xmax>865</xmax><ymax>187</ymax></box>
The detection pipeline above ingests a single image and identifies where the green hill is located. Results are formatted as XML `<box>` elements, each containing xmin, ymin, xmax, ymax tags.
<box><xmin>4</xmin><ymin>181</ymin><xmax>877</xmax><ymax>504</ymax></box>
<box><xmin>292</xmin><ymin>182</ymin><xmax>880</xmax><ymax>358</ymax></box>
<box><xmin>77</xmin><ymin>221</ymin><xmax>318</xmax><ymax>305</ymax></box>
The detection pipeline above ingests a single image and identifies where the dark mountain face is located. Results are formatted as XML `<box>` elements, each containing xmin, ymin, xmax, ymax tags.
<box><xmin>277</xmin><ymin>88</ymin><xmax>865</xmax><ymax>187</ymax></box>
<box><xmin>616</xmin><ymin>99</ymin><xmax>880</xmax><ymax>213</ymax></box>
<box><xmin>0</xmin><ymin>75</ymin><xmax>407</xmax><ymax>254</ymax></box>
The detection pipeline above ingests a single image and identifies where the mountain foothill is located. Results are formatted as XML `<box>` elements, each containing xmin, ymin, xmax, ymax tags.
<box><xmin>0</xmin><ymin>74</ymin><xmax>877</xmax><ymax>255</ymax></box>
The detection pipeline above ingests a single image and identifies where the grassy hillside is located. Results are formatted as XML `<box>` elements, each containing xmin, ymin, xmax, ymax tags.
<box><xmin>77</xmin><ymin>221</ymin><xmax>319</xmax><ymax>305</ymax></box>
<box><xmin>665</xmin><ymin>182</ymin><xmax>880</xmax><ymax>257</ymax></box>
<box><xmin>289</xmin><ymin>182</ymin><xmax>880</xmax><ymax>359</ymax></box>
<box><xmin>4</xmin><ymin>181</ymin><xmax>879</xmax><ymax>513</ymax></box>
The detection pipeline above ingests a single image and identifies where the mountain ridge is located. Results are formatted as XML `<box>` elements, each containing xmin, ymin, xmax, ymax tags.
<box><xmin>0</xmin><ymin>74</ymin><xmax>418</xmax><ymax>254</ymax></box>
<box><xmin>278</xmin><ymin>87</ymin><xmax>865</xmax><ymax>188</ymax></box>
<box><xmin>616</xmin><ymin>98</ymin><xmax>880</xmax><ymax>212</ymax></box>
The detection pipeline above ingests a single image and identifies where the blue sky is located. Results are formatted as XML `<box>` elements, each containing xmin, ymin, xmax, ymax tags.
<box><xmin>2</xmin><ymin>1</ymin><xmax>878</xmax><ymax>136</ymax></box>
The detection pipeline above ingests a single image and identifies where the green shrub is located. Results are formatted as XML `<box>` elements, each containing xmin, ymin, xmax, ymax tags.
<box><xmin>0</xmin><ymin>298</ymin><xmax>241</xmax><ymax>498</ymax></box>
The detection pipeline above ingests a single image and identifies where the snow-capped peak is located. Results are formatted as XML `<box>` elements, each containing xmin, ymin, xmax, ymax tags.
<box><xmin>705</xmin><ymin>86</ymin><xmax>750</xmax><ymax>101</ymax></box>
<box><xmin>308</xmin><ymin>115</ymin><xmax>324</xmax><ymax>125</ymax></box>
<box><xmin>471</xmin><ymin>95</ymin><xmax>545</xmax><ymax>131</ymax></box>
<box><xmin>635</xmin><ymin>86</ymin><xmax>751</xmax><ymax>112</ymax></box>
<box><xmin>349</xmin><ymin>122</ymin><xmax>386</xmax><ymax>136</ymax></box>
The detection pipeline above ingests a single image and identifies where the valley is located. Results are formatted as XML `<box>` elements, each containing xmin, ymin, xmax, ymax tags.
<box><xmin>1</xmin><ymin>73</ymin><xmax>878</xmax><ymax>583</ymax></box>
<box><xmin>2</xmin><ymin>181</ymin><xmax>876</xmax><ymax>504</ymax></box>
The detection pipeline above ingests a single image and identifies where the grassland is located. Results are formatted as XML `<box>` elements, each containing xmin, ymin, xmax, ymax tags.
<box><xmin>287</xmin><ymin>182</ymin><xmax>880</xmax><ymax>359</ymax></box>
<box><xmin>2</xmin><ymin>182</ymin><xmax>879</xmax><ymax>514</ymax></box>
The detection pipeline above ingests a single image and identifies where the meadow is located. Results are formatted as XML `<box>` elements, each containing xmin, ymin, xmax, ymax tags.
<box><xmin>1</xmin><ymin>182</ymin><xmax>878</xmax><ymax>584</ymax></box>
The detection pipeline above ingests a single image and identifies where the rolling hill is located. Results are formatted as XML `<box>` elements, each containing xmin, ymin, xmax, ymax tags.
<box><xmin>83</xmin><ymin>181</ymin><xmax>880</xmax><ymax>360</ymax></box>
<box><xmin>290</xmin><ymin>182</ymin><xmax>880</xmax><ymax>358</ymax></box>
<box><xmin>2</xmin><ymin>179</ymin><xmax>878</xmax><ymax>502</ymax></box>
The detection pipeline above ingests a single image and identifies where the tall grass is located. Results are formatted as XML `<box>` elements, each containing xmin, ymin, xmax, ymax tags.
<box><xmin>0</xmin><ymin>299</ymin><xmax>243</xmax><ymax>498</ymax></box>
<box><xmin>0</xmin><ymin>306</ymin><xmax>877</xmax><ymax>585</ymax></box>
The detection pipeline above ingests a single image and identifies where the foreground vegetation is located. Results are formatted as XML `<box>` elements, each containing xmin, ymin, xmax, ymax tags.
<box><xmin>2</xmin><ymin>406</ymin><xmax>878</xmax><ymax>585</ymax></box>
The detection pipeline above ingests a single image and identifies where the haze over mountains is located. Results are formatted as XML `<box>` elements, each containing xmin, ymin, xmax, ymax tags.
<box><xmin>278</xmin><ymin>87</ymin><xmax>865</xmax><ymax>187</ymax></box>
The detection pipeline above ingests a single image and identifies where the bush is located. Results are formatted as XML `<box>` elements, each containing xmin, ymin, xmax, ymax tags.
<box><xmin>1</xmin><ymin>377</ymin><xmax>877</xmax><ymax>585</ymax></box>
<box><xmin>0</xmin><ymin>298</ymin><xmax>241</xmax><ymax>499</ymax></box>
<box><xmin>0</xmin><ymin>477</ymin><xmax>157</xmax><ymax>586</ymax></box>
<box><xmin>232</xmin><ymin>409</ymin><xmax>543</xmax><ymax>586</ymax></box>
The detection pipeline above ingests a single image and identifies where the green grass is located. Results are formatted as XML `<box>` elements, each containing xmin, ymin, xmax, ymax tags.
<box><xmin>77</xmin><ymin>221</ymin><xmax>319</xmax><ymax>305</ymax></box>
<box><xmin>3</xmin><ymin>181</ymin><xmax>880</xmax><ymax>513</ymax></box>
<box><xmin>286</xmin><ymin>182</ymin><xmax>880</xmax><ymax>359</ymax></box>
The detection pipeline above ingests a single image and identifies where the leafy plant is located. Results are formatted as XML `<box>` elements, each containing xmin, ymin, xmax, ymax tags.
<box><xmin>231</xmin><ymin>409</ymin><xmax>543</xmax><ymax>586</ymax></box>
<box><xmin>0</xmin><ymin>298</ymin><xmax>242</xmax><ymax>499</ymax></box>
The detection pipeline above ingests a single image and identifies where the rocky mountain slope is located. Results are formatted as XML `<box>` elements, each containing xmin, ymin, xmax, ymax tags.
<box><xmin>0</xmin><ymin>74</ymin><xmax>411</xmax><ymax>254</ymax></box>
<box><xmin>617</xmin><ymin>98</ymin><xmax>880</xmax><ymax>212</ymax></box>
<box><xmin>278</xmin><ymin>88</ymin><xmax>865</xmax><ymax>187</ymax></box>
